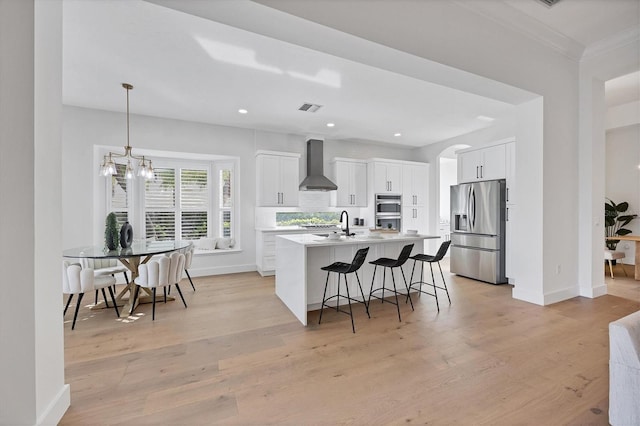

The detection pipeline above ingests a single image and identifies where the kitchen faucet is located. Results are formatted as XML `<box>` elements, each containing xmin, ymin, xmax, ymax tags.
<box><xmin>340</xmin><ymin>210</ymin><xmax>353</xmax><ymax>237</ymax></box>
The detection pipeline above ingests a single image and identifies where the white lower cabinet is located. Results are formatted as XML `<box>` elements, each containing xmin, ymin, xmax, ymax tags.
<box><xmin>257</xmin><ymin>229</ymin><xmax>309</xmax><ymax>276</ymax></box>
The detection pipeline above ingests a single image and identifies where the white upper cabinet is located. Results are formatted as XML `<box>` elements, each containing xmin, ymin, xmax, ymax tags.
<box><xmin>372</xmin><ymin>161</ymin><xmax>402</xmax><ymax>194</ymax></box>
<box><xmin>458</xmin><ymin>143</ymin><xmax>506</xmax><ymax>183</ymax></box>
<box><xmin>505</xmin><ymin>141</ymin><xmax>516</xmax><ymax>205</ymax></box>
<box><xmin>331</xmin><ymin>159</ymin><xmax>367</xmax><ymax>207</ymax></box>
<box><xmin>402</xmin><ymin>164</ymin><xmax>429</xmax><ymax>206</ymax></box>
<box><xmin>402</xmin><ymin>206</ymin><xmax>428</xmax><ymax>234</ymax></box>
<box><xmin>256</xmin><ymin>151</ymin><xmax>300</xmax><ymax>207</ymax></box>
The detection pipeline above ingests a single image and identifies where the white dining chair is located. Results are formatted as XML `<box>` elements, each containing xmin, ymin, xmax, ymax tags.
<box><xmin>184</xmin><ymin>245</ymin><xmax>195</xmax><ymax>291</ymax></box>
<box><xmin>62</xmin><ymin>261</ymin><xmax>119</xmax><ymax>330</ymax></box>
<box><xmin>133</xmin><ymin>252</ymin><xmax>187</xmax><ymax>320</ymax></box>
<box><xmin>81</xmin><ymin>258</ymin><xmax>130</xmax><ymax>304</ymax></box>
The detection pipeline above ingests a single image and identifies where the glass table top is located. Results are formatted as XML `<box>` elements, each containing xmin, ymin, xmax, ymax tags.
<box><xmin>63</xmin><ymin>240</ymin><xmax>192</xmax><ymax>259</ymax></box>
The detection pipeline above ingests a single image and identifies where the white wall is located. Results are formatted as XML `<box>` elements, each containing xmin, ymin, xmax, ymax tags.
<box><xmin>250</xmin><ymin>0</ymin><xmax>608</xmax><ymax>306</ymax></box>
<box><xmin>578</xmin><ymin>39</ymin><xmax>639</xmax><ymax>298</ymax></box>
<box><xmin>63</xmin><ymin>106</ymin><xmax>421</xmax><ymax>276</ymax></box>
<box><xmin>439</xmin><ymin>158</ymin><xmax>456</xmax><ymax>222</ymax></box>
<box><xmin>0</xmin><ymin>0</ymin><xmax>69</xmax><ymax>424</ymax></box>
<box><xmin>605</xmin><ymin>124</ymin><xmax>640</xmax><ymax>263</ymax></box>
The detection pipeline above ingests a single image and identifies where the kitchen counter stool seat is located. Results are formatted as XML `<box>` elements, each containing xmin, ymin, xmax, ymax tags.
<box><xmin>407</xmin><ymin>240</ymin><xmax>451</xmax><ymax>311</ymax></box>
<box><xmin>319</xmin><ymin>247</ymin><xmax>370</xmax><ymax>333</ymax></box>
<box><xmin>367</xmin><ymin>244</ymin><xmax>414</xmax><ymax>322</ymax></box>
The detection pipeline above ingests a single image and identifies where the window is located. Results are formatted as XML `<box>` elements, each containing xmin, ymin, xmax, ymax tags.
<box><xmin>219</xmin><ymin>165</ymin><xmax>232</xmax><ymax>237</ymax></box>
<box><xmin>109</xmin><ymin>164</ymin><xmax>129</xmax><ymax>227</ymax></box>
<box><xmin>105</xmin><ymin>152</ymin><xmax>237</xmax><ymax>246</ymax></box>
<box><xmin>144</xmin><ymin>167</ymin><xmax>176</xmax><ymax>241</ymax></box>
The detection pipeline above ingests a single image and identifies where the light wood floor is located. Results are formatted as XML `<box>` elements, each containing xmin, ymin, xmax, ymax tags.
<box><xmin>60</xmin><ymin>262</ymin><xmax>640</xmax><ymax>425</ymax></box>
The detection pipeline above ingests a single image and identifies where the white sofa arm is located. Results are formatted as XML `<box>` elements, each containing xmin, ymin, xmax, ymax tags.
<box><xmin>609</xmin><ymin>310</ymin><xmax>640</xmax><ymax>426</ymax></box>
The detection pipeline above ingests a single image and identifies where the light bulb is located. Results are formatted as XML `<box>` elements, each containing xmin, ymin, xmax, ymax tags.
<box><xmin>125</xmin><ymin>161</ymin><xmax>134</xmax><ymax>179</ymax></box>
<box><xmin>137</xmin><ymin>160</ymin><xmax>147</xmax><ymax>177</ymax></box>
<box><xmin>106</xmin><ymin>160</ymin><xmax>116</xmax><ymax>175</ymax></box>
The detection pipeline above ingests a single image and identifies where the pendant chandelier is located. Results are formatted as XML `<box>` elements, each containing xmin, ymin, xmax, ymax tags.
<box><xmin>99</xmin><ymin>83</ymin><xmax>154</xmax><ymax>180</ymax></box>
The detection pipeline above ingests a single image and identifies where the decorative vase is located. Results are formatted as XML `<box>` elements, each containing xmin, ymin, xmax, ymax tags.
<box><xmin>120</xmin><ymin>221</ymin><xmax>133</xmax><ymax>248</ymax></box>
<box><xmin>105</xmin><ymin>212</ymin><xmax>119</xmax><ymax>251</ymax></box>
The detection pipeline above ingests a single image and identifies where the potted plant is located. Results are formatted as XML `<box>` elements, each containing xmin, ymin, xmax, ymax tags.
<box><xmin>605</xmin><ymin>199</ymin><xmax>637</xmax><ymax>251</ymax></box>
<box><xmin>105</xmin><ymin>212</ymin><xmax>120</xmax><ymax>251</ymax></box>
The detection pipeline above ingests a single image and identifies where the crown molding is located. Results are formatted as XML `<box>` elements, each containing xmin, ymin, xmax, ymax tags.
<box><xmin>453</xmin><ymin>0</ymin><xmax>585</xmax><ymax>60</ymax></box>
<box><xmin>582</xmin><ymin>26</ymin><xmax>640</xmax><ymax>60</ymax></box>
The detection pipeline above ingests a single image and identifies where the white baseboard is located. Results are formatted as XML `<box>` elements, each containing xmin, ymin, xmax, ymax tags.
<box><xmin>512</xmin><ymin>287</ymin><xmax>545</xmax><ymax>305</ymax></box>
<box><xmin>37</xmin><ymin>384</ymin><xmax>70</xmax><ymax>426</ymax></box>
<box><xmin>113</xmin><ymin>265</ymin><xmax>259</xmax><ymax>285</ymax></box>
<box><xmin>190</xmin><ymin>264</ymin><xmax>256</xmax><ymax>277</ymax></box>
<box><xmin>579</xmin><ymin>283</ymin><xmax>608</xmax><ymax>298</ymax></box>
<box><xmin>543</xmin><ymin>286</ymin><xmax>579</xmax><ymax>305</ymax></box>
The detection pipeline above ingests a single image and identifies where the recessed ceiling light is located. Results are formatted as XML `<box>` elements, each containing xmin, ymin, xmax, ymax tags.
<box><xmin>476</xmin><ymin>115</ymin><xmax>495</xmax><ymax>122</ymax></box>
<box><xmin>326</xmin><ymin>123</ymin><xmax>335</xmax><ymax>127</ymax></box>
<box><xmin>394</xmin><ymin>133</ymin><xmax>402</xmax><ymax>137</ymax></box>
<box><xmin>238</xmin><ymin>109</ymin><xmax>248</xmax><ymax>114</ymax></box>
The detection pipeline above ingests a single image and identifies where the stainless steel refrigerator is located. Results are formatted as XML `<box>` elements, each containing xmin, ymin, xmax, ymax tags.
<box><xmin>450</xmin><ymin>179</ymin><xmax>507</xmax><ymax>284</ymax></box>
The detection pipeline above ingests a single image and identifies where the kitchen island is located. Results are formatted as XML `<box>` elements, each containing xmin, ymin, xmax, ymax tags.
<box><xmin>275</xmin><ymin>233</ymin><xmax>439</xmax><ymax>325</ymax></box>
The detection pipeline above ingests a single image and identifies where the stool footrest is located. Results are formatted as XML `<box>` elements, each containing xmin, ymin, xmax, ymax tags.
<box><xmin>321</xmin><ymin>294</ymin><xmax>368</xmax><ymax>307</ymax></box>
<box><xmin>369</xmin><ymin>287</ymin><xmax>406</xmax><ymax>306</ymax></box>
<box><xmin>410</xmin><ymin>280</ymin><xmax>448</xmax><ymax>293</ymax></box>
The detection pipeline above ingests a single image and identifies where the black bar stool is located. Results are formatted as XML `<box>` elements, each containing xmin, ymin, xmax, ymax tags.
<box><xmin>319</xmin><ymin>247</ymin><xmax>370</xmax><ymax>333</ymax></box>
<box><xmin>406</xmin><ymin>240</ymin><xmax>452</xmax><ymax>311</ymax></box>
<box><xmin>367</xmin><ymin>244</ymin><xmax>414</xmax><ymax>322</ymax></box>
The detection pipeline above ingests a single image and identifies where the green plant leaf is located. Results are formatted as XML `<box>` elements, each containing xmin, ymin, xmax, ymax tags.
<box><xmin>617</xmin><ymin>229</ymin><xmax>633</xmax><ymax>236</ymax></box>
<box><xmin>616</xmin><ymin>202</ymin><xmax>629</xmax><ymax>212</ymax></box>
<box><xmin>605</xmin><ymin>217</ymin><xmax>616</xmax><ymax>227</ymax></box>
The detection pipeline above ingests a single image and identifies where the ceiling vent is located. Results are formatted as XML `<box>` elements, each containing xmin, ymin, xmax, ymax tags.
<box><xmin>298</xmin><ymin>103</ymin><xmax>323</xmax><ymax>113</ymax></box>
<box><xmin>535</xmin><ymin>0</ymin><xmax>562</xmax><ymax>7</ymax></box>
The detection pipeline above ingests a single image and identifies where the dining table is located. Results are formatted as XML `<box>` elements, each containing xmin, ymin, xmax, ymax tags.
<box><xmin>63</xmin><ymin>240</ymin><xmax>192</xmax><ymax>317</ymax></box>
<box><xmin>607</xmin><ymin>235</ymin><xmax>640</xmax><ymax>280</ymax></box>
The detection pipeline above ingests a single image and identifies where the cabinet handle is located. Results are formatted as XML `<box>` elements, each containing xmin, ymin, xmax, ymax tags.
<box><xmin>389</xmin><ymin>181</ymin><xmax>392</xmax><ymax>192</ymax></box>
<box><xmin>506</xmin><ymin>188</ymin><xmax>509</xmax><ymax>202</ymax></box>
<box><xmin>480</xmin><ymin>165</ymin><xmax>483</xmax><ymax>178</ymax></box>
<box><xmin>476</xmin><ymin>166</ymin><xmax>479</xmax><ymax>179</ymax></box>
<box><xmin>506</xmin><ymin>207</ymin><xmax>509</xmax><ymax>221</ymax></box>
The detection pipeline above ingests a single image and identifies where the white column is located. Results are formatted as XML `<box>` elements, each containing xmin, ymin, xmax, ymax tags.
<box><xmin>0</xmin><ymin>1</ymin><xmax>69</xmax><ymax>424</ymax></box>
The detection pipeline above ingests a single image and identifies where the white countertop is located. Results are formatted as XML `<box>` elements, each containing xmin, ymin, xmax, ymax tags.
<box><xmin>255</xmin><ymin>225</ymin><xmax>369</xmax><ymax>232</ymax></box>
<box><xmin>277</xmin><ymin>233</ymin><xmax>439</xmax><ymax>247</ymax></box>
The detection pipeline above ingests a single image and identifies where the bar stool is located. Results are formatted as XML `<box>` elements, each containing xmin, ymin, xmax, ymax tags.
<box><xmin>367</xmin><ymin>244</ymin><xmax>414</xmax><ymax>322</ymax></box>
<box><xmin>406</xmin><ymin>240</ymin><xmax>451</xmax><ymax>311</ymax></box>
<box><xmin>319</xmin><ymin>247</ymin><xmax>370</xmax><ymax>333</ymax></box>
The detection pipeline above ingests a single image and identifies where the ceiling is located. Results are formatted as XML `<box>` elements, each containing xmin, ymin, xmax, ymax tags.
<box><xmin>605</xmin><ymin>71</ymin><xmax>640</xmax><ymax>108</ymax></box>
<box><xmin>62</xmin><ymin>0</ymin><xmax>638</xmax><ymax>149</ymax></box>
<box><xmin>505</xmin><ymin>0</ymin><xmax>639</xmax><ymax>48</ymax></box>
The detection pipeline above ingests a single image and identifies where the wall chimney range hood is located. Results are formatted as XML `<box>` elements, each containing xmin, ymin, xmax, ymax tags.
<box><xmin>299</xmin><ymin>139</ymin><xmax>337</xmax><ymax>191</ymax></box>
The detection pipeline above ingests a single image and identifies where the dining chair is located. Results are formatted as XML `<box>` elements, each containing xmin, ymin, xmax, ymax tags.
<box><xmin>81</xmin><ymin>258</ymin><xmax>130</xmax><ymax>304</ymax></box>
<box><xmin>184</xmin><ymin>245</ymin><xmax>195</xmax><ymax>291</ymax></box>
<box><xmin>62</xmin><ymin>260</ymin><xmax>120</xmax><ymax>330</ymax></box>
<box><xmin>133</xmin><ymin>252</ymin><xmax>187</xmax><ymax>320</ymax></box>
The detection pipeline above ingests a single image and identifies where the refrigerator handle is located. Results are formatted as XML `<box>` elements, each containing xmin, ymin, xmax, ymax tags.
<box><xmin>470</xmin><ymin>187</ymin><xmax>476</xmax><ymax>230</ymax></box>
